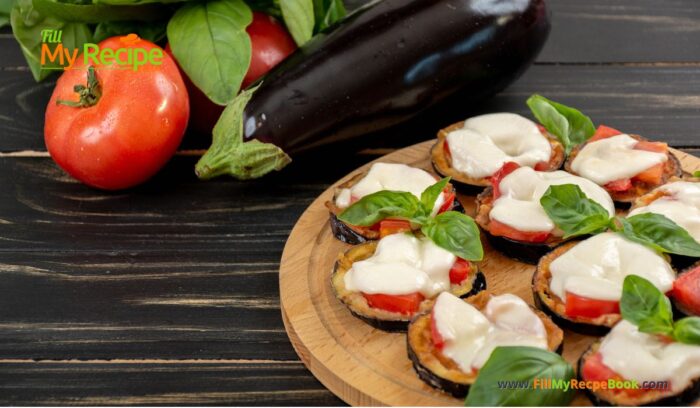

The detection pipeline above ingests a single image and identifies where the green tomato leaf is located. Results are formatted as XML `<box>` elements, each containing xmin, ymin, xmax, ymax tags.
<box><xmin>11</xmin><ymin>0</ymin><xmax>92</xmax><ymax>82</ymax></box>
<box><xmin>526</xmin><ymin>94</ymin><xmax>595</xmax><ymax>154</ymax></box>
<box><xmin>619</xmin><ymin>213</ymin><xmax>700</xmax><ymax>257</ymax></box>
<box><xmin>465</xmin><ymin>346</ymin><xmax>575</xmax><ymax>407</ymax></box>
<box><xmin>280</xmin><ymin>0</ymin><xmax>314</xmax><ymax>46</ymax></box>
<box><xmin>313</xmin><ymin>0</ymin><xmax>345</xmax><ymax>31</ymax></box>
<box><xmin>337</xmin><ymin>190</ymin><xmax>421</xmax><ymax>227</ymax></box>
<box><xmin>673</xmin><ymin>317</ymin><xmax>700</xmax><ymax>345</ymax></box>
<box><xmin>539</xmin><ymin>184</ymin><xmax>612</xmax><ymax>238</ymax></box>
<box><xmin>421</xmin><ymin>211</ymin><xmax>483</xmax><ymax>261</ymax></box>
<box><xmin>419</xmin><ymin>177</ymin><xmax>449</xmax><ymax>216</ymax></box>
<box><xmin>195</xmin><ymin>85</ymin><xmax>291</xmax><ymax>180</ymax></box>
<box><xmin>620</xmin><ymin>275</ymin><xmax>674</xmax><ymax>336</ymax></box>
<box><xmin>93</xmin><ymin>20</ymin><xmax>168</xmax><ymax>43</ymax></box>
<box><xmin>167</xmin><ymin>0</ymin><xmax>252</xmax><ymax>105</ymax></box>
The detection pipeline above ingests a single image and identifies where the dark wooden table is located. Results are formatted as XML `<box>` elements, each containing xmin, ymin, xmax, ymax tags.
<box><xmin>1</xmin><ymin>1</ymin><xmax>700</xmax><ymax>405</ymax></box>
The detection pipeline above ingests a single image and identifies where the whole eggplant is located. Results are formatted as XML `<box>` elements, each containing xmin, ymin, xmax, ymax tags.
<box><xmin>195</xmin><ymin>0</ymin><xmax>550</xmax><ymax>180</ymax></box>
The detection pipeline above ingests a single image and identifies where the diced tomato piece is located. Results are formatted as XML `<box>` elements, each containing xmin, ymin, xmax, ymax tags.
<box><xmin>537</xmin><ymin>124</ymin><xmax>547</xmax><ymax>134</ymax></box>
<box><xmin>634</xmin><ymin>140</ymin><xmax>668</xmax><ymax>154</ymax></box>
<box><xmin>449</xmin><ymin>258</ymin><xmax>472</xmax><ymax>285</ymax></box>
<box><xmin>589</xmin><ymin>125</ymin><xmax>622</xmax><ymax>142</ymax></box>
<box><xmin>672</xmin><ymin>265</ymin><xmax>700</xmax><ymax>316</ymax></box>
<box><xmin>430</xmin><ymin>309</ymin><xmax>445</xmax><ymax>349</ymax></box>
<box><xmin>443</xmin><ymin>140</ymin><xmax>452</xmax><ymax>159</ymax></box>
<box><xmin>438</xmin><ymin>188</ymin><xmax>456</xmax><ymax>214</ymax></box>
<box><xmin>604</xmin><ymin>178</ymin><xmax>633</xmax><ymax>192</ymax></box>
<box><xmin>488</xmin><ymin>219</ymin><xmax>550</xmax><ymax>243</ymax></box>
<box><xmin>581</xmin><ymin>352</ymin><xmax>645</xmax><ymax>397</ymax></box>
<box><xmin>633</xmin><ymin>163</ymin><xmax>664</xmax><ymax>185</ymax></box>
<box><xmin>378</xmin><ymin>219</ymin><xmax>412</xmax><ymax>238</ymax></box>
<box><xmin>534</xmin><ymin>161</ymin><xmax>550</xmax><ymax>171</ymax></box>
<box><xmin>362</xmin><ymin>292</ymin><xmax>425</xmax><ymax>315</ymax></box>
<box><xmin>565</xmin><ymin>292</ymin><xmax>620</xmax><ymax>318</ymax></box>
<box><xmin>490</xmin><ymin>162</ymin><xmax>520</xmax><ymax>199</ymax></box>
<box><xmin>349</xmin><ymin>195</ymin><xmax>359</xmax><ymax>205</ymax></box>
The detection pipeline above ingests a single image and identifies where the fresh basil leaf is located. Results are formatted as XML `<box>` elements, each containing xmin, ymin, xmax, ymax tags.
<box><xmin>32</xmin><ymin>0</ymin><xmax>165</xmax><ymax>23</ymax></box>
<box><xmin>673</xmin><ymin>317</ymin><xmax>700</xmax><ymax>345</ymax></box>
<box><xmin>0</xmin><ymin>0</ymin><xmax>11</xmax><ymax>28</ymax></box>
<box><xmin>195</xmin><ymin>86</ymin><xmax>291</xmax><ymax>180</ymax></box>
<box><xmin>337</xmin><ymin>190</ymin><xmax>421</xmax><ymax>227</ymax></box>
<box><xmin>11</xmin><ymin>0</ymin><xmax>92</xmax><ymax>82</ymax></box>
<box><xmin>313</xmin><ymin>0</ymin><xmax>345</xmax><ymax>31</ymax></box>
<box><xmin>248</xmin><ymin>0</ymin><xmax>282</xmax><ymax>18</ymax></box>
<box><xmin>620</xmin><ymin>213</ymin><xmax>700</xmax><ymax>257</ymax></box>
<box><xmin>621</xmin><ymin>275</ymin><xmax>674</xmax><ymax>336</ymax></box>
<box><xmin>693</xmin><ymin>170</ymin><xmax>700</xmax><ymax>178</ymax></box>
<box><xmin>419</xmin><ymin>177</ymin><xmax>449</xmax><ymax>216</ymax></box>
<box><xmin>93</xmin><ymin>20</ymin><xmax>168</xmax><ymax>43</ymax></box>
<box><xmin>280</xmin><ymin>0</ymin><xmax>314</xmax><ymax>46</ymax></box>
<box><xmin>94</xmin><ymin>0</ymin><xmax>190</xmax><ymax>4</ymax></box>
<box><xmin>421</xmin><ymin>211</ymin><xmax>483</xmax><ymax>261</ymax></box>
<box><xmin>539</xmin><ymin>184</ymin><xmax>611</xmax><ymax>238</ymax></box>
<box><xmin>167</xmin><ymin>0</ymin><xmax>252</xmax><ymax>105</ymax></box>
<box><xmin>465</xmin><ymin>346</ymin><xmax>575</xmax><ymax>407</ymax></box>
<box><xmin>526</xmin><ymin>94</ymin><xmax>595</xmax><ymax>154</ymax></box>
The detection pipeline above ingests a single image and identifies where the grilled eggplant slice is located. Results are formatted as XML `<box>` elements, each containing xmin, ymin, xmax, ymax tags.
<box><xmin>407</xmin><ymin>291</ymin><xmax>564</xmax><ymax>398</ymax></box>
<box><xmin>432</xmin><ymin>122</ymin><xmax>565</xmax><ymax>193</ymax></box>
<box><xmin>475</xmin><ymin>186</ymin><xmax>563</xmax><ymax>264</ymax></box>
<box><xmin>565</xmin><ymin>134</ymin><xmax>682</xmax><ymax>205</ymax></box>
<box><xmin>331</xmin><ymin>241</ymin><xmax>485</xmax><ymax>332</ymax></box>
<box><xmin>578</xmin><ymin>339</ymin><xmax>700</xmax><ymax>406</ymax></box>
<box><xmin>326</xmin><ymin>171</ymin><xmax>464</xmax><ymax>244</ymax></box>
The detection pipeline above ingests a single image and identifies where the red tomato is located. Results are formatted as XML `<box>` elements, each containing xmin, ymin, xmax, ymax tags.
<box><xmin>378</xmin><ymin>219</ymin><xmax>412</xmax><ymax>238</ymax></box>
<box><xmin>565</xmin><ymin>292</ymin><xmax>620</xmax><ymax>318</ymax></box>
<box><xmin>430</xmin><ymin>310</ymin><xmax>445</xmax><ymax>349</ymax></box>
<box><xmin>439</xmin><ymin>188</ymin><xmax>456</xmax><ymax>213</ymax></box>
<box><xmin>449</xmin><ymin>258</ymin><xmax>472</xmax><ymax>284</ymax></box>
<box><xmin>534</xmin><ymin>161</ymin><xmax>550</xmax><ymax>171</ymax></box>
<box><xmin>604</xmin><ymin>178</ymin><xmax>633</xmax><ymax>192</ymax></box>
<box><xmin>673</xmin><ymin>265</ymin><xmax>700</xmax><ymax>316</ymax></box>
<box><xmin>633</xmin><ymin>163</ymin><xmax>664</xmax><ymax>185</ymax></box>
<box><xmin>363</xmin><ymin>292</ymin><xmax>425</xmax><ymax>315</ymax></box>
<box><xmin>45</xmin><ymin>37</ymin><xmax>189</xmax><ymax>190</ymax></box>
<box><xmin>589</xmin><ymin>125</ymin><xmax>622</xmax><ymax>142</ymax></box>
<box><xmin>490</xmin><ymin>162</ymin><xmax>520</xmax><ymax>199</ymax></box>
<box><xmin>443</xmin><ymin>140</ymin><xmax>452</xmax><ymax>159</ymax></box>
<box><xmin>635</xmin><ymin>141</ymin><xmax>668</xmax><ymax>154</ymax></box>
<box><xmin>488</xmin><ymin>219</ymin><xmax>550</xmax><ymax>243</ymax></box>
<box><xmin>581</xmin><ymin>352</ymin><xmax>645</xmax><ymax>396</ymax></box>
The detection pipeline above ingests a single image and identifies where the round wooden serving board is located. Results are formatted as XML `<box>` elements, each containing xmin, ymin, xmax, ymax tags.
<box><xmin>279</xmin><ymin>141</ymin><xmax>700</xmax><ymax>406</ymax></box>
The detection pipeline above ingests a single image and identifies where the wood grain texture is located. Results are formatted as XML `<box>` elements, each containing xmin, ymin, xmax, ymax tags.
<box><xmin>279</xmin><ymin>141</ymin><xmax>700</xmax><ymax>406</ymax></box>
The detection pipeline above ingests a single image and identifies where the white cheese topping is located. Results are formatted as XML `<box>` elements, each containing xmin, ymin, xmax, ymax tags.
<box><xmin>344</xmin><ymin>233</ymin><xmax>456</xmax><ymax>298</ymax></box>
<box><xmin>446</xmin><ymin>113</ymin><xmax>552</xmax><ymax>179</ymax></box>
<box><xmin>490</xmin><ymin>167</ymin><xmax>615</xmax><ymax>233</ymax></box>
<box><xmin>549</xmin><ymin>232</ymin><xmax>675</xmax><ymax>301</ymax></box>
<box><xmin>570</xmin><ymin>134</ymin><xmax>668</xmax><ymax>185</ymax></box>
<box><xmin>599</xmin><ymin>321</ymin><xmax>700</xmax><ymax>391</ymax></box>
<box><xmin>629</xmin><ymin>181</ymin><xmax>700</xmax><ymax>244</ymax></box>
<box><xmin>433</xmin><ymin>292</ymin><xmax>548</xmax><ymax>372</ymax></box>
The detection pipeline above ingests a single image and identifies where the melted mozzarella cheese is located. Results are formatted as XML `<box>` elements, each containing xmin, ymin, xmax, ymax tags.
<box><xmin>629</xmin><ymin>181</ymin><xmax>700</xmax><ymax>244</ymax></box>
<box><xmin>335</xmin><ymin>163</ymin><xmax>444</xmax><ymax>212</ymax></box>
<box><xmin>549</xmin><ymin>232</ymin><xmax>675</xmax><ymax>301</ymax></box>
<box><xmin>433</xmin><ymin>293</ymin><xmax>548</xmax><ymax>372</ymax></box>
<box><xmin>570</xmin><ymin>134</ymin><xmax>668</xmax><ymax>185</ymax></box>
<box><xmin>344</xmin><ymin>233</ymin><xmax>456</xmax><ymax>297</ymax></box>
<box><xmin>490</xmin><ymin>167</ymin><xmax>615</xmax><ymax>233</ymax></box>
<box><xmin>446</xmin><ymin>113</ymin><xmax>552</xmax><ymax>179</ymax></box>
<box><xmin>599</xmin><ymin>321</ymin><xmax>700</xmax><ymax>391</ymax></box>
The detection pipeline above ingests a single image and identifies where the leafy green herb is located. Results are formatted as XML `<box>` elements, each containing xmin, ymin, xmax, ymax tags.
<box><xmin>167</xmin><ymin>0</ymin><xmax>253</xmax><ymax>105</ymax></box>
<box><xmin>539</xmin><ymin>184</ymin><xmax>611</xmax><ymax>238</ymax></box>
<box><xmin>195</xmin><ymin>85</ymin><xmax>291</xmax><ymax>180</ymax></box>
<box><xmin>419</xmin><ymin>177</ymin><xmax>449</xmax><ymax>217</ymax></box>
<box><xmin>337</xmin><ymin>191</ymin><xmax>421</xmax><ymax>227</ymax></box>
<box><xmin>465</xmin><ymin>347</ymin><xmax>575</xmax><ymax>407</ymax></box>
<box><xmin>280</xmin><ymin>0</ymin><xmax>315</xmax><ymax>46</ymax></box>
<box><xmin>313</xmin><ymin>0</ymin><xmax>345</xmax><ymax>31</ymax></box>
<box><xmin>93</xmin><ymin>20</ymin><xmax>168</xmax><ymax>43</ymax></box>
<box><xmin>614</xmin><ymin>213</ymin><xmax>700</xmax><ymax>257</ymax></box>
<box><xmin>0</xmin><ymin>0</ymin><xmax>12</xmax><ymax>28</ymax></box>
<box><xmin>620</xmin><ymin>275</ymin><xmax>674</xmax><ymax>336</ymax></box>
<box><xmin>694</xmin><ymin>170</ymin><xmax>700</xmax><ymax>178</ymax></box>
<box><xmin>422</xmin><ymin>211</ymin><xmax>483</xmax><ymax>261</ymax></box>
<box><xmin>32</xmin><ymin>0</ymin><xmax>165</xmax><ymax>24</ymax></box>
<box><xmin>673</xmin><ymin>317</ymin><xmax>700</xmax><ymax>345</ymax></box>
<box><xmin>526</xmin><ymin>94</ymin><xmax>595</xmax><ymax>154</ymax></box>
<box><xmin>247</xmin><ymin>0</ymin><xmax>283</xmax><ymax>18</ymax></box>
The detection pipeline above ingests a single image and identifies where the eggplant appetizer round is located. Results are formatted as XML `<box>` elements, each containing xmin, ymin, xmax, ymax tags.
<box><xmin>407</xmin><ymin>291</ymin><xmax>563</xmax><ymax>398</ymax></box>
<box><xmin>564</xmin><ymin>126</ymin><xmax>682</xmax><ymax>205</ymax></box>
<box><xmin>671</xmin><ymin>260</ymin><xmax>700</xmax><ymax>318</ymax></box>
<box><xmin>332</xmin><ymin>233</ymin><xmax>485</xmax><ymax>332</ymax></box>
<box><xmin>533</xmin><ymin>232</ymin><xmax>676</xmax><ymax>335</ymax></box>
<box><xmin>474</xmin><ymin>164</ymin><xmax>615</xmax><ymax>264</ymax></box>
<box><xmin>432</xmin><ymin>113</ymin><xmax>565</xmax><ymax>192</ymax></box>
<box><xmin>579</xmin><ymin>320</ymin><xmax>700</xmax><ymax>406</ymax></box>
<box><xmin>326</xmin><ymin>162</ymin><xmax>462</xmax><ymax>244</ymax></box>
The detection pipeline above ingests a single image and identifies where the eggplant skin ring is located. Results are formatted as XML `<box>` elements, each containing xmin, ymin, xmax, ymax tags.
<box><xmin>331</xmin><ymin>241</ymin><xmax>486</xmax><ymax>332</ymax></box>
<box><xmin>431</xmin><ymin>122</ymin><xmax>566</xmax><ymax>194</ymax></box>
<box><xmin>407</xmin><ymin>291</ymin><xmax>564</xmax><ymax>398</ymax></box>
<box><xmin>325</xmin><ymin>173</ymin><xmax>465</xmax><ymax>245</ymax></box>
<box><xmin>578</xmin><ymin>341</ymin><xmax>700</xmax><ymax>406</ymax></box>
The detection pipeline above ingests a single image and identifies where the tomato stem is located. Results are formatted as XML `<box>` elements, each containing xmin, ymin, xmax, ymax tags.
<box><xmin>56</xmin><ymin>66</ymin><xmax>102</xmax><ymax>108</ymax></box>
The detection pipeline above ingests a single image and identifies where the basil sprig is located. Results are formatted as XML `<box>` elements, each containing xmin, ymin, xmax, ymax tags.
<box><xmin>540</xmin><ymin>184</ymin><xmax>700</xmax><ymax>256</ymax></box>
<box><xmin>526</xmin><ymin>94</ymin><xmax>596</xmax><ymax>154</ymax></box>
<box><xmin>621</xmin><ymin>275</ymin><xmax>700</xmax><ymax>345</ymax></box>
<box><xmin>465</xmin><ymin>346</ymin><xmax>575</xmax><ymax>407</ymax></box>
<box><xmin>337</xmin><ymin>178</ymin><xmax>483</xmax><ymax>261</ymax></box>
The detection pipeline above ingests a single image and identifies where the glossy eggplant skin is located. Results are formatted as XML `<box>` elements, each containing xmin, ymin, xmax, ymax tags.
<box><xmin>242</xmin><ymin>0</ymin><xmax>550</xmax><ymax>155</ymax></box>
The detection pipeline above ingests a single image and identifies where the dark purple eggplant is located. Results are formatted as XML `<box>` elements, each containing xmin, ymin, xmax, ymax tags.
<box><xmin>195</xmin><ymin>0</ymin><xmax>551</xmax><ymax>180</ymax></box>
